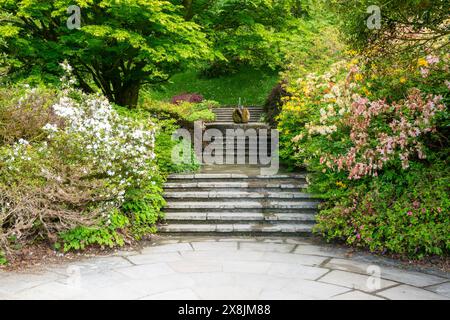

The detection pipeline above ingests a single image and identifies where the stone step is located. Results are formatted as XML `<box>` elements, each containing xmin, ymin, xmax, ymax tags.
<box><xmin>205</xmin><ymin>144</ymin><xmax>272</xmax><ymax>148</ymax></box>
<box><xmin>206</xmin><ymin>140</ymin><xmax>273</xmax><ymax>144</ymax></box>
<box><xmin>204</xmin><ymin>154</ymin><xmax>273</xmax><ymax>158</ymax></box>
<box><xmin>214</xmin><ymin>119</ymin><xmax>264</xmax><ymax>122</ymax></box>
<box><xmin>164</xmin><ymin>183</ymin><xmax>308</xmax><ymax>192</ymax></box>
<box><xmin>214</xmin><ymin>112</ymin><xmax>264</xmax><ymax>114</ymax></box>
<box><xmin>201</xmin><ymin>149</ymin><xmax>274</xmax><ymax>152</ymax></box>
<box><xmin>167</xmin><ymin>173</ymin><xmax>306</xmax><ymax>179</ymax></box>
<box><xmin>205</xmin><ymin>122</ymin><xmax>270</xmax><ymax>129</ymax></box>
<box><xmin>214</xmin><ymin>107</ymin><xmax>264</xmax><ymax>110</ymax></box>
<box><xmin>203</xmin><ymin>145</ymin><xmax>276</xmax><ymax>150</ymax></box>
<box><xmin>164</xmin><ymin>181</ymin><xmax>307</xmax><ymax>189</ymax></box>
<box><xmin>192</xmin><ymin>160</ymin><xmax>277</xmax><ymax>166</ymax></box>
<box><xmin>164</xmin><ymin>201</ymin><xmax>319</xmax><ymax>210</ymax></box>
<box><xmin>215</xmin><ymin>114</ymin><xmax>264</xmax><ymax>118</ymax></box>
<box><xmin>158</xmin><ymin>223</ymin><xmax>313</xmax><ymax>235</ymax></box>
<box><xmin>163</xmin><ymin>191</ymin><xmax>315</xmax><ymax>199</ymax></box>
<box><xmin>213</xmin><ymin>120</ymin><xmax>262</xmax><ymax>124</ymax></box>
<box><xmin>163</xmin><ymin>212</ymin><xmax>316</xmax><ymax>223</ymax></box>
<box><xmin>215</xmin><ymin>115</ymin><xmax>264</xmax><ymax>118</ymax></box>
<box><xmin>213</xmin><ymin>106</ymin><xmax>264</xmax><ymax>111</ymax></box>
<box><xmin>214</xmin><ymin>113</ymin><xmax>264</xmax><ymax>115</ymax></box>
<box><xmin>214</xmin><ymin>109</ymin><xmax>264</xmax><ymax>110</ymax></box>
<box><xmin>215</xmin><ymin>114</ymin><xmax>264</xmax><ymax>117</ymax></box>
<box><xmin>214</xmin><ymin>117</ymin><xmax>262</xmax><ymax>120</ymax></box>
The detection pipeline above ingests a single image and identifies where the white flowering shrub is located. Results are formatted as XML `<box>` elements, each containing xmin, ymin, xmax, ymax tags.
<box><xmin>0</xmin><ymin>63</ymin><xmax>164</xmax><ymax>258</ymax></box>
<box><xmin>48</xmin><ymin>90</ymin><xmax>157</xmax><ymax>203</ymax></box>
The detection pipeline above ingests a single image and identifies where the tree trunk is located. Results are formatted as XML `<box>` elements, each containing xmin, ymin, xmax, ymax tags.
<box><xmin>182</xmin><ymin>0</ymin><xmax>194</xmax><ymax>21</ymax></box>
<box><xmin>115</xmin><ymin>82</ymin><xmax>140</xmax><ymax>108</ymax></box>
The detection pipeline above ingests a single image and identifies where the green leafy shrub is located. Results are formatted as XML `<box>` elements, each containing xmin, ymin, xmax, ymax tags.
<box><xmin>122</xmin><ymin>175</ymin><xmax>166</xmax><ymax>239</ymax></box>
<box><xmin>57</xmin><ymin>209</ymin><xmax>128</xmax><ymax>252</ymax></box>
<box><xmin>141</xmin><ymin>98</ymin><xmax>217</xmax><ymax>123</ymax></box>
<box><xmin>154</xmin><ymin>119</ymin><xmax>200</xmax><ymax>174</ymax></box>
<box><xmin>315</xmin><ymin>163</ymin><xmax>449</xmax><ymax>257</ymax></box>
<box><xmin>0</xmin><ymin>251</ymin><xmax>6</xmax><ymax>265</ymax></box>
<box><xmin>0</xmin><ymin>86</ymin><xmax>60</xmax><ymax>145</ymax></box>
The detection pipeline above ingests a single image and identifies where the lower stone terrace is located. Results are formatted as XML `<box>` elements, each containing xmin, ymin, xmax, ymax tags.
<box><xmin>0</xmin><ymin>237</ymin><xmax>448</xmax><ymax>300</ymax></box>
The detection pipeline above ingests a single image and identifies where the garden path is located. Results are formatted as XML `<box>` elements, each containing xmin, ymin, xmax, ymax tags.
<box><xmin>1</xmin><ymin>237</ymin><xmax>448</xmax><ymax>300</ymax></box>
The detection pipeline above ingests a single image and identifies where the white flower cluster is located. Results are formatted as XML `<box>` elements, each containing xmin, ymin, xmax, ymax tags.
<box><xmin>305</xmin><ymin>123</ymin><xmax>338</xmax><ymax>135</ymax></box>
<box><xmin>2</xmin><ymin>139</ymin><xmax>32</xmax><ymax>170</ymax></box>
<box><xmin>42</xmin><ymin>62</ymin><xmax>157</xmax><ymax>203</ymax></box>
<box><xmin>45</xmin><ymin>91</ymin><xmax>156</xmax><ymax>201</ymax></box>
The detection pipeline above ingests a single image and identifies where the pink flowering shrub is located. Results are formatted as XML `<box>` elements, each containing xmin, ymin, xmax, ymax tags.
<box><xmin>277</xmin><ymin>51</ymin><xmax>449</xmax><ymax>257</ymax></box>
<box><xmin>321</xmin><ymin>87</ymin><xmax>444</xmax><ymax>180</ymax></box>
<box><xmin>170</xmin><ymin>93</ymin><xmax>204</xmax><ymax>105</ymax></box>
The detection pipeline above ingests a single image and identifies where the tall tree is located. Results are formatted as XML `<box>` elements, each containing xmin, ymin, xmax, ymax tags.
<box><xmin>329</xmin><ymin>0</ymin><xmax>449</xmax><ymax>57</ymax></box>
<box><xmin>0</xmin><ymin>0</ymin><xmax>210</xmax><ymax>107</ymax></box>
<box><xmin>173</xmin><ymin>0</ymin><xmax>310</xmax><ymax>74</ymax></box>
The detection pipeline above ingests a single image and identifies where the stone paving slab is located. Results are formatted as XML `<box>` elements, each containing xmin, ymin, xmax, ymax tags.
<box><xmin>318</xmin><ymin>270</ymin><xmax>398</xmax><ymax>293</ymax></box>
<box><xmin>141</xmin><ymin>288</ymin><xmax>199</xmax><ymax>300</ymax></box>
<box><xmin>191</xmin><ymin>241</ymin><xmax>238</xmax><ymax>251</ymax></box>
<box><xmin>223</xmin><ymin>261</ymin><xmax>272</xmax><ymax>274</ymax></box>
<box><xmin>377</xmin><ymin>284</ymin><xmax>449</xmax><ymax>300</ymax></box>
<box><xmin>267</xmin><ymin>263</ymin><xmax>329</xmax><ymax>280</ymax></box>
<box><xmin>168</xmin><ymin>260</ymin><xmax>223</xmax><ymax>273</ymax></box>
<box><xmin>48</xmin><ymin>256</ymin><xmax>133</xmax><ymax>277</ymax></box>
<box><xmin>425</xmin><ymin>281</ymin><xmax>450</xmax><ymax>298</ymax></box>
<box><xmin>193</xmin><ymin>285</ymin><xmax>262</xmax><ymax>300</ymax></box>
<box><xmin>1</xmin><ymin>237</ymin><xmax>448</xmax><ymax>300</ymax></box>
<box><xmin>330</xmin><ymin>290</ymin><xmax>385</xmax><ymax>300</ymax></box>
<box><xmin>239</xmin><ymin>242</ymin><xmax>296</xmax><ymax>253</ymax></box>
<box><xmin>325</xmin><ymin>258</ymin><xmax>448</xmax><ymax>287</ymax></box>
<box><xmin>141</xmin><ymin>242</ymin><xmax>193</xmax><ymax>254</ymax></box>
<box><xmin>261</xmin><ymin>278</ymin><xmax>349</xmax><ymax>300</ymax></box>
<box><xmin>261</xmin><ymin>252</ymin><xmax>327</xmax><ymax>266</ymax></box>
<box><xmin>10</xmin><ymin>281</ymin><xmax>85</xmax><ymax>300</ymax></box>
<box><xmin>0</xmin><ymin>272</ymin><xmax>64</xmax><ymax>295</ymax></box>
<box><xmin>127</xmin><ymin>252</ymin><xmax>183</xmax><ymax>265</ymax></box>
<box><xmin>55</xmin><ymin>269</ymin><xmax>131</xmax><ymax>291</ymax></box>
<box><xmin>180</xmin><ymin>250</ymin><xmax>265</xmax><ymax>262</ymax></box>
<box><xmin>121</xmin><ymin>274</ymin><xmax>197</xmax><ymax>298</ymax></box>
<box><xmin>114</xmin><ymin>263</ymin><xmax>175</xmax><ymax>280</ymax></box>
<box><xmin>293</xmin><ymin>244</ymin><xmax>350</xmax><ymax>258</ymax></box>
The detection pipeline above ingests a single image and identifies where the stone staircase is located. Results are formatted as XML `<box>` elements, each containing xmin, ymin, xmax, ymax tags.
<box><xmin>201</xmin><ymin>134</ymin><xmax>273</xmax><ymax>165</ymax></box>
<box><xmin>212</xmin><ymin>106</ymin><xmax>264</xmax><ymax>124</ymax></box>
<box><xmin>160</xmin><ymin>171</ymin><xmax>319</xmax><ymax>235</ymax></box>
<box><xmin>159</xmin><ymin>106</ymin><xmax>319</xmax><ymax>236</ymax></box>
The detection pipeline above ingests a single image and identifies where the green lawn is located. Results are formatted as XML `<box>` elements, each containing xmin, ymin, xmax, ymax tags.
<box><xmin>142</xmin><ymin>67</ymin><xmax>280</xmax><ymax>106</ymax></box>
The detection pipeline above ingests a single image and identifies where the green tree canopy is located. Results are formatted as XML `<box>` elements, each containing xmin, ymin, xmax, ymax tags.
<box><xmin>0</xmin><ymin>0</ymin><xmax>210</xmax><ymax>107</ymax></box>
<box><xmin>330</xmin><ymin>0</ymin><xmax>449</xmax><ymax>57</ymax></box>
<box><xmin>174</xmin><ymin>0</ymin><xmax>311</xmax><ymax>74</ymax></box>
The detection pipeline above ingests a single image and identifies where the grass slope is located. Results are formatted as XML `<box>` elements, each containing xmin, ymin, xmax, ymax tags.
<box><xmin>142</xmin><ymin>67</ymin><xmax>279</xmax><ymax>106</ymax></box>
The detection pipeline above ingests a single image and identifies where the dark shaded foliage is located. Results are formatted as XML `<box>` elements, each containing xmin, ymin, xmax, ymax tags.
<box><xmin>264</xmin><ymin>81</ymin><xmax>290</xmax><ymax>127</ymax></box>
<box><xmin>171</xmin><ymin>93</ymin><xmax>204</xmax><ymax>105</ymax></box>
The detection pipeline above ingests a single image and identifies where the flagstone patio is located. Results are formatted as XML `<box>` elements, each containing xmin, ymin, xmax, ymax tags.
<box><xmin>0</xmin><ymin>237</ymin><xmax>448</xmax><ymax>300</ymax></box>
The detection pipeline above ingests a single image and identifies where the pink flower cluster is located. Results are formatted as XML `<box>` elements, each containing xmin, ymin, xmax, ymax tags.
<box><xmin>326</xmin><ymin>89</ymin><xmax>444</xmax><ymax>179</ymax></box>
